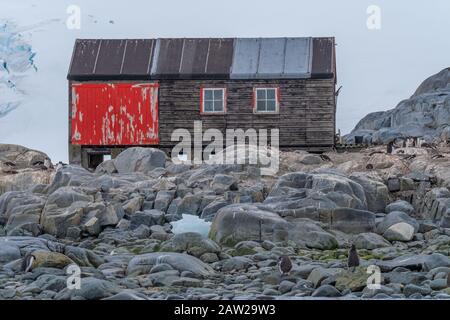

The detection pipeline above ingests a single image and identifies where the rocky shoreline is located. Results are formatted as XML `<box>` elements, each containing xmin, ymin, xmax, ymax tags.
<box><xmin>1</xmin><ymin>144</ymin><xmax>450</xmax><ymax>300</ymax></box>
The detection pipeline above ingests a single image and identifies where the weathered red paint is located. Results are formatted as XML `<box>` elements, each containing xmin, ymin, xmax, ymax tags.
<box><xmin>71</xmin><ymin>83</ymin><xmax>159</xmax><ymax>146</ymax></box>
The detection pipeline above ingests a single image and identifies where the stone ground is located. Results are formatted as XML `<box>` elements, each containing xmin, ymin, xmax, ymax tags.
<box><xmin>0</xmin><ymin>144</ymin><xmax>449</xmax><ymax>300</ymax></box>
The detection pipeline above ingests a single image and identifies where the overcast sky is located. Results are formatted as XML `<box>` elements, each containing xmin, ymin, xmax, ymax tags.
<box><xmin>1</xmin><ymin>0</ymin><xmax>450</xmax><ymax>162</ymax></box>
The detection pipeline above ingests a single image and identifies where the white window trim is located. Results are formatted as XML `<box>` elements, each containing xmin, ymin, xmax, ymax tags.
<box><xmin>202</xmin><ymin>88</ymin><xmax>226</xmax><ymax>114</ymax></box>
<box><xmin>254</xmin><ymin>87</ymin><xmax>279</xmax><ymax>113</ymax></box>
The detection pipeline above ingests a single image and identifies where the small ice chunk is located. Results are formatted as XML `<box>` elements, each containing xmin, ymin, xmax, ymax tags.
<box><xmin>170</xmin><ymin>214</ymin><xmax>211</xmax><ymax>238</ymax></box>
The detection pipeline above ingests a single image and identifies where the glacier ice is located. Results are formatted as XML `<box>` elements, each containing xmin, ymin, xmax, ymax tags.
<box><xmin>0</xmin><ymin>20</ymin><xmax>37</xmax><ymax>118</ymax></box>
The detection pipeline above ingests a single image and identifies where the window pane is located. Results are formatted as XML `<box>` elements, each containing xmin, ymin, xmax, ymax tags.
<box><xmin>267</xmin><ymin>89</ymin><xmax>276</xmax><ymax>99</ymax></box>
<box><xmin>257</xmin><ymin>89</ymin><xmax>267</xmax><ymax>100</ymax></box>
<box><xmin>204</xmin><ymin>100</ymin><xmax>213</xmax><ymax>112</ymax></box>
<box><xmin>257</xmin><ymin>100</ymin><xmax>266</xmax><ymax>111</ymax></box>
<box><xmin>214</xmin><ymin>100</ymin><xmax>224</xmax><ymax>112</ymax></box>
<box><xmin>204</xmin><ymin>90</ymin><xmax>213</xmax><ymax>100</ymax></box>
<box><xmin>266</xmin><ymin>100</ymin><xmax>276</xmax><ymax>111</ymax></box>
<box><xmin>213</xmin><ymin>89</ymin><xmax>223</xmax><ymax>100</ymax></box>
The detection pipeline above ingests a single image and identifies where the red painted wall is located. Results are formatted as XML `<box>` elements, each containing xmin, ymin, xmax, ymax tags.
<box><xmin>71</xmin><ymin>83</ymin><xmax>159</xmax><ymax>145</ymax></box>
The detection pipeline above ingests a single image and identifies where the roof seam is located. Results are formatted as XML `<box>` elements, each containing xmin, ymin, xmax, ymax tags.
<box><xmin>92</xmin><ymin>40</ymin><xmax>102</xmax><ymax>74</ymax></box>
<box><xmin>204</xmin><ymin>39</ymin><xmax>211</xmax><ymax>74</ymax></box>
<box><xmin>179</xmin><ymin>38</ymin><xmax>186</xmax><ymax>74</ymax></box>
<box><xmin>256</xmin><ymin>38</ymin><xmax>262</xmax><ymax>76</ymax></box>
<box><xmin>119</xmin><ymin>40</ymin><xmax>128</xmax><ymax>75</ymax></box>
<box><xmin>147</xmin><ymin>40</ymin><xmax>155</xmax><ymax>75</ymax></box>
<box><xmin>281</xmin><ymin>38</ymin><xmax>287</xmax><ymax>76</ymax></box>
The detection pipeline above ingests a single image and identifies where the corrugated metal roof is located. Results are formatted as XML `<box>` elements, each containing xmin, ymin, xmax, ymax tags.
<box><xmin>150</xmin><ymin>38</ymin><xmax>234</xmax><ymax>79</ymax></box>
<box><xmin>68</xmin><ymin>39</ymin><xmax>155</xmax><ymax>80</ymax></box>
<box><xmin>230</xmin><ymin>38</ymin><xmax>312</xmax><ymax>79</ymax></box>
<box><xmin>68</xmin><ymin>37</ymin><xmax>335</xmax><ymax>80</ymax></box>
<box><xmin>68</xmin><ymin>39</ymin><xmax>101</xmax><ymax>77</ymax></box>
<box><xmin>311</xmin><ymin>37</ymin><xmax>335</xmax><ymax>78</ymax></box>
<box><xmin>204</xmin><ymin>38</ymin><xmax>234</xmax><ymax>77</ymax></box>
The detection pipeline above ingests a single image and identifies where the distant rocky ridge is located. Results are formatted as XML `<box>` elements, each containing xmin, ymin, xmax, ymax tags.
<box><xmin>345</xmin><ymin>68</ymin><xmax>450</xmax><ymax>145</ymax></box>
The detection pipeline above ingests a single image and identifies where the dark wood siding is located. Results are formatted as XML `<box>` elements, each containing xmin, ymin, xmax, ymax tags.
<box><xmin>69</xmin><ymin>78</ymin><xmax>335</xmax><ymax>165</ymax></box>
<box><xmin>158</xmin><ymin>78</ymin><xmax>335</xmax><ymax>149</ymax></box>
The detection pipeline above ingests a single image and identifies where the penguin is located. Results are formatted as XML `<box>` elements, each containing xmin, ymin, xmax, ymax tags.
<box><xmin>347</xmin><ymin>244</ymin><xmax>360</xmax><ymax>271</ymax></box>
<box><xmin>278</xmin><ymin>256</ymin><xmax>292</xmax><ymax>276</ymax></box>
<box><xmin>447</xmin><ymin>272</ymin><xmax>450</xmax><ymax>288</ymax></box>
<box><xmin>21</xmin><ymin>252</ymin><xmax>36</xmax><ymax>273</ymax></box>
<box><xmin>55</xmin><ymin>161</ymin><xmax>68</xmax><ymax>171</ymax></box>
<box><xmin>387</xmin><ymin>141</ymin><xmax>394</xmax><ymax>154</ymax></box>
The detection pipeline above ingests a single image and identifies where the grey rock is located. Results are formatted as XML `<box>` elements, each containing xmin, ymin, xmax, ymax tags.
<box><xmin>312</xmin><ymin>284</ymin><xmax>342</xmax><ymax>297</ymax></box>
<box><xmin>278</xmin><ymin>280</ymin><xmax>296</xmax><ymax>294</ymax></box>
<box><xmin>176</xmin><ymin>194</ymin><xmax>202</xmax><ymax>216</ymax></box>
<box><xmin>40</xmin><ymin>186</ymin><xmax>93</xmax><ymax>237</ymax></box>
<box><xmin>64</xmin><ymin>246</ymin><xmax>105</xmax><ymax>268</ymax></box>
<box><xmin>95</xmin><ymin>159</ymin><xmax>117</xmax><ymax>174</ymax></box>
<box><xmin>209</xmin><ymin>204</ymin><xmax>288</xmax><ymax>246</ymax></box>
<box><xmin>0</xmin><ymin>243</ymin><xmax>21</xmax><ymax>263</ymax></box>
<box><xmin>132</xmin><ymin>225</ymin><xmax>151</xmax><ymax>238</ymax></box>
<box><xmin>362</xmin><ymin>285</ymin><xmax>396</xmax><ymax>298</ymax></box>
<box><xmin>103</xmin><ymin>290</ymin><xmax>149</xmax><ymax>300</ymax></box>
<box><xmin>429</xmin><ymin>278</ymin><xmax>447</xmax><ymax>290</ymax></box>
<box><xmin>344</xmin><ymin>68</ymin><xmax>450</xmax><ymax>145</ymax></box>
<box><xmin>211</xmin><ymin>174</ymin><xmax>238</xmax><ymax>194</ymax></box>
<box><xmin>32</xmin><ymin>274</ymin><xmax>67</xmax><ymax>292</ymax></box>
<box><xmin>126</xmin><ymin>252</ymin><xmax>214</xmax><ymax>277</ymax></box>
<box><xmin>130</xmin><ymin>209</ymin><xmax>165</xmax><ymax>229</ymax></box>
<box><xmin>376</xmin><ymin>211</ymin><xmax>419</xmax><ymax>234</ymax></box>
<box><xmin>45</xmin><ymin>165</ymin><xmax>93</xmax><ymax>194</ymax></box>
<box><xmin>113</xmin><ymin>147</ymin><xmax>166</xmax><ymax>174</ymax></box>
<box><xmin>66</xmin><ymin>226</ymin><xmax>81</xmax><ymax>240</ymax></box>
<box><xmin>150</xmin><ymin>263</ymin><xmax>174</xmax><ymax>273</ymax></box>
<box><xmin>98</xmin><ymin>204</ymin><xmax>125</xmax><ymax>227</ymax></box>
<box><xmin>377</xmin><ymin>253</ymin><xmax>450</xmax><ymax>272</ymax></box>
<box><xmin>199</xmin><ymin>253</ymin><xmax>219</xmax><ymax>263</ymax></box>
<box><xmin>354</xmin><ymin>232</ymin><xmax>391</xmax><ymax>249</ymax></box>
<box><xmin>386</xmin><ymin>200</ymin><xmax>414</xmax><ymax>215</ymax></box>
<box><xmin>171</xmin><ymin>277</ymin><xmax>202</xmax><ymax>287</ymax></box>
<box><xmin>383</xmin><ymin>222</ymin><xmax>415</xmax><ymax>242</ymax></box>
<box><xmin>58</xmin><ymin>277</ymin><xmax>120</xmax><ymax>300</ymax></box>
<box><xmin>307</xmin><ymin>267</ymin><xmax>343</xmax><ymax>288</ymax></box>
<box><xmin>200</xmin><ymin>198</ymin><xmax>231</xmax><ymax>221</ymax></box>
<box><xmin>350</xmin><ymin>172</ymin><xmax>390</xmax><ymax>212</ymax></box>
<box><xmin>154</xmin><ymin>190</ymin><xmax>175</xmax><ymax>212</ymax></box>
<box><xmin>219</xmin><ymin>256</ymin><xmax>253</xmax><ymax>272</ymax></box>
<box><xmin>384</xmin><ymin>271</ymin><xmax>426</xmax><ymax>285</ymax></box>
<box><xmin>300</xmin><ymin>154</ymin><xmax>323</xmax><ymax>165</ymax></box>
<box><xmin>0</xmin><ymin>191</ymin><xmax>46</xmax><ymax>236</ymax></box>
<box><xmin>210</xmin><ymin>204</ymin><xmax>338</xmax><ymax>249</ymax></box>
<box><xmin>82</xmin><ymin>216</ymin><xmax>101</xmax><ymax>236</ymax></box>
<box><xmin>403</xmin><ymin>284</ymin><xmax>431</xmax><ymax>297</ymax></box>
<box><xmin>440</xmin><ymin>209</ymin><xmax>450</xmax><ymax>228</ymax></box>
<box><xmin>160</xmin><ymin>232</ymin><xmax>221</xmax><ymax>258</ymax></box>
<box><xmin>330</xmin><ymin>208</ymin><xmax>376</xmax><ymax>234</ymax></box>
<box><xmin>122</xmin><ymin>197</ymin><xmax>143</xmax><ymax>215</ymax></box>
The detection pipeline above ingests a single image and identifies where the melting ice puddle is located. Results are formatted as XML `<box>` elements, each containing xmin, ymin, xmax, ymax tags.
<box><xmin>170</xmin><ymin>214</ymin><xmax>211</xmax><ymax>238</ymax></box>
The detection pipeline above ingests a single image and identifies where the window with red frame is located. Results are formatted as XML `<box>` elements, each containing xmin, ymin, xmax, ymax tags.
<box><xmin>254</xmin><ymin>88</ymin><xmax>279</xmax><ymax>113</ymax></box>
<box><xmin>202</xmin><ymin>88</ymin><xmax>226</xmax><ymax>113</ymax></box>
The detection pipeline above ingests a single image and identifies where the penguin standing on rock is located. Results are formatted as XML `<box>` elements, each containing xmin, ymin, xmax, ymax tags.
<box><xmin>347</xmin><ymin>244</ymin><xmax>360</xmax><ymax>271</ymax></box>
<box><xmin>278</xmin><ymin>256</ymin><xmax>292</xmax><ymax>276</ymax></box>
<box><xmin>21</xmin><ymin>252</ymin><xmax>36</xmax><ymax>273</ymax></box>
